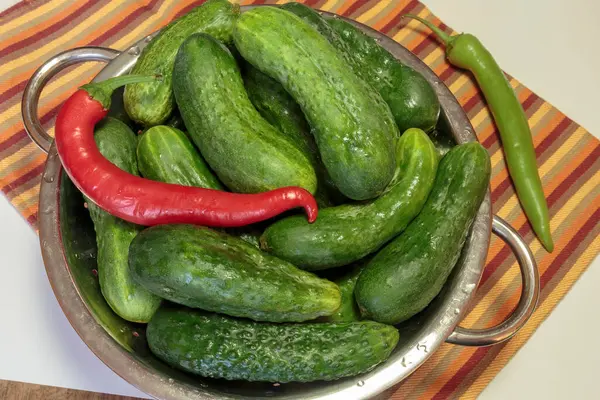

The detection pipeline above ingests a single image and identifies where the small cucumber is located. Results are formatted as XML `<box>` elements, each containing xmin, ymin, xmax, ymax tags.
<box><xmin>234</xmin><ymin>7</ymin><xmax>398</xmax><ymax>200</ymax></box>
<box><xmin>356</xmin><ymin>142</ymin><xmax>491</xmax><ymax>325</ymax></box>
<box><xmin>323</xmin><ymin>264</ymin><xmax>364</xmax><ymax>323</ymax></box>
<box><xmin>260</xmin><ymin>128</ymin><xmax>438</xmax><ymax>270</ymax></box>
<box><xmin>129</xmin><ymin>224</ymin><xmax>341</xmax><ymax>323</ymax></box>
<box><xmin>137</xmin><ymin>125</ymin><xmax>223</xmax><ymax>190</ymax></box>
<box><xmin>146</xmin><ymin>306</ymin><xmax>399</xmax><ymax>382</ymax></box>
<box><xmin>173</xmin><ymin>32</ymin><xmax>317</xmax><ymax>194</ymax></box>
<box><xmin>136</xmin><ymin>126</ymin><xmax>262</xmax><ymax>247</ymax></box>
<box><xmin>86</xmin><ymin>117</ymin><xmax>161</xmax><ymax>323</ymax></box>
<box><xmin>242</xmin><ymin>64</ymin><xmax>343</xmax><ymax>206</ymax></box>
<box><xmin>123</xmin><ymin>0</ymin><xmax>239</xmax><ymax>126</ymax></box>
<box><xmin>326</xmin><ymin>16</ymin><xmax>440</xmax><ymax>133</ymax></box>
<box><xmin>282</xmin><ymin>3</ymin><xmax>440</xmax><ymax>133</ymax></box>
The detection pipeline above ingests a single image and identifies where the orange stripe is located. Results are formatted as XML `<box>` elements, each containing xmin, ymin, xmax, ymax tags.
<box><xmin>485</xmin><ymin>143</ymin><xmax>596</xmax><ymax>264</ymax></box>
<box><xmin>0</xmin><ymin>1</ymin><xmax>83</xmax><ymax>53</ymax></box>
<box><xmin>0</xmin><ymin>0</ymin><xmax>158</xmax><ymax>95</ymax></box>
<box><xmin>335</xmin><ymin>1</ymin><xmax>354</xmax><ymax>15</ymax></box>
<box><xmin>371</xmin><ymin>2</ymin><xmax>404</xmax><ymax>31</ymax></box>
<box><xmin>1</xmin><ymin>154</ymin><xmax>45</xmax><ymax>187</ymax></box>
<box><xmin>427</xmin><ymin>193</ymin><xmax>600</xmax><ymax>398</ymax></box>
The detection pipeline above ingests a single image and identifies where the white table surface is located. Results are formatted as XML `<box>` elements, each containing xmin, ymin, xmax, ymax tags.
<box><xmin>1</xmin><ymin>0</ymin><xmax>598</xmax><ymax>399</ymax></box>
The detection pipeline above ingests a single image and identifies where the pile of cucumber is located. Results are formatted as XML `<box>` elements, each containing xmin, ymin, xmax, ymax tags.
<box><xmin>87</xmin><ymin>0</ymin><xmax>491</xmax><ymax>384</ymax></box>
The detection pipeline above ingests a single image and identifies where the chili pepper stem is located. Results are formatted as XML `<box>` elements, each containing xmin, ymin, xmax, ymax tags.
<box><xmin>81</xmin><ymin>74</ymin><xmax>159</xmax><ymax>110</ymax></box>
<box><xmin>403</xmin><ymin>14</ymin><xmax>453</xmax><ymax>46</ymax></box>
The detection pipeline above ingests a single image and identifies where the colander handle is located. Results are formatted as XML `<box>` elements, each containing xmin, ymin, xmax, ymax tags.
<box><xmin>446</xmin><ymin>215</ymin><xmax>540</xmax><ymax>347</ymax></box>
<box><xmin>22</xmin><ymin>47</ymin><xmax>120</xmax><ymax>154</ymax></box>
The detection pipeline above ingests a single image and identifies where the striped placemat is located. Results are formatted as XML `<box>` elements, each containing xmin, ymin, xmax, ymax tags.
<box><xmin>1</xmin><ymin>0</ymin><xmax>599</xmax><ymax>398</ymax></box>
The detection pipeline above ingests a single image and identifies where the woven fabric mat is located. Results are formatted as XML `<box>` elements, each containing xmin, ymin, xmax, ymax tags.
<box><xmin>1</xmin><ymin>0</ymin><xmax>599</xmax><ymax>398</ymax></box>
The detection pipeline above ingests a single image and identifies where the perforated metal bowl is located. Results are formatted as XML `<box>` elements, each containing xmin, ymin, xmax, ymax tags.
<box><xmin>22</xmin><ymin>6</ymin><xmax>539</xmax><ymax>400</ymax></box>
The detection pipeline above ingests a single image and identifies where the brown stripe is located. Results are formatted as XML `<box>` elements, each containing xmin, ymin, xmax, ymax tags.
<box><xmin>462</xmin><ymin>91</ymin><xmax>484</xmax><ymax>115</ymax></box>
<box><xmin>0</xmin><ymin>128</ymin><xmax>28</xmax><ymax>153</ymax></box>
<box><xmin>431</xmin><ymin>346</ymin><xmax>490</xmax><ymax>399</ymax></box>
<box><xmin>0</xmin><ymin>79</ymin><xmax>26</xmax><ymax>105</ymax></box>
<box><xmin>304</xmin><ymin>0</ymin><xmax>322</xmax><ymax>7</ymax></box>
<box><xmin>1</xmin><ymin>163</ymin><xmax>44</xmax><ymax>194</ymax></box>
<box><xmin>89</xmin><ymin>0</ymin><xmax>165</xmax><ymax>47</ymax></box>
<box><xmin>0</xmin><ymin>134</ymin><xmax>34</xmax><ymax>162</ymax></box>
<box><xmin>537</xmin><ymin>121</ymin><xmax>579</xmax><ymax>167</ymax></box>
<box><xmin>0</xmin><ymin>0</ymin><xmax>161</xmax><ymax>101</ymax></box>
<box><xmin>4</xmin><ymin>170</ymin><xmax>42</xmax><ymax>201</ymax></box>
<box><xmin>380</xmin><ymin>0</ymin><xmax>418</xmax><ymax>34</ymax></box>
<box><xmin>343</xmin><ymin>0</ymin><xmax>369</xmax><ymax>17</ymax></box>
<box><xmin>439</xmin><ymin>65</ymin><xmax>457</xmax><ymax>82</ymax></box>
<box><xmin>539</xmin><ymin>211</ymin><xmax>600</xmax><ymax>304</ymax></box>
<box><xmin>546</xmin><ymin>144</ymin><xmax>600</xmax><ymax>207</ymax></box>
<box><xmin>27</xmin><ymin>211</ymin><xmax>38</xmax><ymax>228</ymax></box>
<box><xmin>445</xmin><ymin>206</ymin><xmax>600</xmax><ymax>398</ymax></box>
<box><xmin>481</xmin><ymin>144</ymin><xmax>600</xmax><ymax>286</ymax></box>
<box><xmin>451</xmin><ymin>342</ymin><xmax>507</xmax><ymax>398</ymax></box>
<box><xmin>521</xmin><ymin>91</ymin><xmax>539</xmax><ymax>111</ymax></box>
<box><xmin>410</xmin><ymin>31</ymin><xmax>439</xmax><ymax>57</ymax></box>
<box><xmin>535</xmin><ymin>117</ymin><xmax>571</xmax><ymax>157</ymax></box>
<box><xmin>383</xmin><ymin>2</ymin><xmax>423</xmax><ymax>38</ymax></box>
<box><xmin>0</xmin><ymin>102</ymin><xmax>61</xmax><ymax>154</ymax></box>
<box><xmin>0</xmin><ymin>1</ymin><xmax>95</xmax><ymax>58</ymax></box>
<box><xmin>0</xmin><ymin>0</ymin><xmax>107</xmax><ymax>65</ymax></box>
<box><xmin>174</xmin><ymin>1</ymin><xmax>206</xmax><ymax>20</ymax></box>
<box><xmin>546</xmin><ymin>148</ymin><xmax>598</xmax><ymax>219</ymax></box>
<box><xmin>0</xmin><ymin>0</ymin><xmax>45</xmax><ymax>19</ymax></box>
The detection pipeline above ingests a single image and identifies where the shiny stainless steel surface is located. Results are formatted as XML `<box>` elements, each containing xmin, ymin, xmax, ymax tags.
<box><xmin>447</xmin><ymin>216</ymin><xmax>540</xmax><ymax>346</ymax></box>
<box><xmin>26</xmin><ymin>6</ymin><xmax>540</xmax><ymax>400</ymax></box>
<box><xmin>22</xmin><ymin>47</ymin><xmax>120</xmax><ymax>153</ymax></box>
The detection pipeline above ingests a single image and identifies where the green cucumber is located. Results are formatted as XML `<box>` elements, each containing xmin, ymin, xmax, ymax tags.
<box><xmin>282</xmin><ymin>3</ymin><xmax>440</xmax><ymax>133</ymax></box>
<box><xmin>135</xmin><ymin>126</ymin><xmax>262</xmax><ymax>246</ymax></box>
<box><xmin>164</xmin><ymin>110</ymin><xmax>185</xmax><ymax>131</ymax></box>
<box><xmin>323</xmin><ymin>264</ymin><xmax>364</xmax><ymax>323</ymax></box>
<box><xmin>137</xmin><ymin>125</ymin><xmax>223</xmax><ymax>190</ymax></box>
<box><xmin>123</xmin><ymin>0</ymin><xmax>239</xmax><ymax>126</ymax></box>
<box><xmin>234</xmin><ymin>7</ymin><xmax>398</xmax><ymax>200</ymax></box>
<box><xmin>129</xmin><ymin>224</ymin><xmax>341</xmax><ymax>322</ymax></box>
<box><xmin>242</xmin><ymin>64</ymin><xmax>343</xmax><ymax>206</ymax></box>
<box><xmin>326</xmin><ymin>16</ymin><xmax>440</xmax><ymax>132</ymax></box>
<box><xmin>86</xmin><ymin>117</ymin><xmax>161</xmax><ymax>323</ymax></box>
<box><xmin>356</xmin><ymin>142</ymin><xmax>491</xmax><ymax>325</ymax></box>
<box><xmin>146</xmin><ymin>306</ymin><xmax>399</xmax><ymax>382</ymax></box>
<box><xmin>260</xmin><ymin>128</ymin><xmax>438</xmax><ymax>270</ymax></box>
<box><xmin>173</xmin><ymin>32</ymin><xmax>317</xmax><ymax>194</ymax></box>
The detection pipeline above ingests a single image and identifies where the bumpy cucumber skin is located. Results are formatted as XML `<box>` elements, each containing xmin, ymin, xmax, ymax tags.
<box><xmin>146</xmin><ymin>307</ymin><xmax>399</xmax><ymax>382</ymax></box>
<box><xmin>123</xmin><ymin>0</ymin><xmax>239</xmax><ymax>126</ymax></box>
<box><xmin>326</xmin><ymin>16</ymin><xmax>440</xmax><ymax>133</ymax></box>
<box><xmin>86</xmin><ymin>117</ymin><xmax>161</xmax><ymax>323</ymax></box>
<box><xmin>137</xmin><ymin>125</ymin><xmax>223</xmax><ymax>190</ymax></box>
<box><xmin>261</xmin><ymin>128</ymin><xmax>438</xmax><ymax>270</ymax></box>
<box><xmin>356</xmin><ymin>142</ymin><xmax>491</xmax><ymax>325</ymax></box>
<box><xmin>129</xmin><ymin>224</ymin><xmax>341</xmax><ymax>323</ymax></box>
<box><xmin>234</xmin><ymin>7</ymin><xmax>398</xmax><ymax>201</ymax></box>
<box><xmin>243</xmin><ymin>64</ymin><xmax>342</xmax><ymax>206</ymax></box>
<box><xmin>282</xmin><ymin>3</ymin><xmax>440</xmax><ymax>133</ymax></box>
<box><xmin>135</xmin><ymin>126</ymin><xmax>262</xmax><ymax>247</ymax></box>
<box><xmin>324</xmin><ymin>264</ymin><xmax>364</xmax><ymax>323</ymax></box>
<box><xmin>173</xmin><ymin>33</ymin><xmax>317</xmax><ymax>194</ymax></box>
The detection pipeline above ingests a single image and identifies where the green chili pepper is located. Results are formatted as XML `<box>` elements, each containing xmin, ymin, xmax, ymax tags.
<box><xmin>404</xmin><ymin>15</ymin><xmax>553</xmax><ymax>252</ymax></box>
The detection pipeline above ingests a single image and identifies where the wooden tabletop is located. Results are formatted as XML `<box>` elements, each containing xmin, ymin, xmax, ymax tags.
<box><xmin>0</xmin><ymin>380</ymin><xmax>140</xmax><ymax>400</ymax></box>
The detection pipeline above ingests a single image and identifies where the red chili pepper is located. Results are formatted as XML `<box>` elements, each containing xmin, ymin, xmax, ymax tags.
<box><xmin>54</xmin><ymin>75</ymin><xmax>318</xmax><ymax>228</ymax></box>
